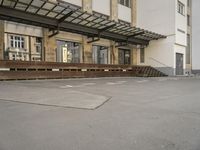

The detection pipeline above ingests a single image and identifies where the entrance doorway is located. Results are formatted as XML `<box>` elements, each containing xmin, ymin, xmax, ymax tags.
<box><xmin>92</xmin><ymin>45</ymin><xmax>108</xmax><ymax>64</ymax></box>
<box><xmin>118</xmin><ymin>49</ymin><xmax>130</xmax><ymax>65</ymax></box>
<box><xmin>176</xmin><ymin>53</ymin><xmax>184</xmax><ymax>75</ymax></box>
<box><xmin>56</xmin><ymin>41</ymin><xmax>81</xmax><ymax>63</ymax></box>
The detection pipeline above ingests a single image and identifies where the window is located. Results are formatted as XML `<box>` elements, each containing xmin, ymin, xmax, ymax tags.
<box><xmin>56</xmin><ymin>41</ymin><xmax>81</xmax><ymax>63</ymax></box>
<box><xmin>140</xmin><ymin>48</ymin><xmax>145</xmax><ymax>63</ymax></box>
<box><xmin>187</xmin><ymin>0</ymin><xmax>190</xmax><ymax>7</ymax></box>
<box><xmin>10</xmin><ymin>35</ymin><xmax>25</xmax><ymax>49</ymax></box>
<box><xmin>36</xmin><ymin>37</ymin><xmax>42</xmax><ymax>53</ymax></box>
<box><xmin>178</xmin><ymin>1</ymin><xmax>185</xmax><ymax>15</ymax></box>
<box><xmin>186</xmin><ymin>34</ymin><xmax>191</xmax><ymax>64</ymax></box>
<box><xmin>119</xmin><ymin>0</ymin><xmax>131</xmax><ymax>7</ymax></box>
<box><xmin>118</xmin><ymin>49</ymin><xmax>130</xmax><ymax>65</ymax></box>
<box><xmin>187</xmin><ymin>15</ymin><xmax>190</xmax><ymax>26</ymax></box>
<box><xmin>92</xmin><ymin>45</ymin><xmax>108</xmax><ymax>64</ymax></box>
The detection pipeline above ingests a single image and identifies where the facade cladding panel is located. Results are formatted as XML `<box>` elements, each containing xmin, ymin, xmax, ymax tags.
<box><xmin>92</xmin><ymin>0</ymin><xmax>110</xmax><ymax>16</ymax></box>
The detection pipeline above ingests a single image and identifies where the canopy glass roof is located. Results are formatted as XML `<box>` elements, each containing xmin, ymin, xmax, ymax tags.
<box><xmin>0</xmin><ymin>0</ymin><xmax>166</xmax><ymax>45</ymax></box>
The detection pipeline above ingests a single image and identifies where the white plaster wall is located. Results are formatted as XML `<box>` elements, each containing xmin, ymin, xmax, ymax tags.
<box><xmin>137</xmin><ymin>0</ymin><xmax>176</xmax><ymax>75</ymax></box>
<box><xmin>137</xmin><ymin>0</ymin><xmax>175</xmax><ymax>35</ymax></box>
<box><xmin>175</xmin><ymin>0</ymin><xmax>187</xmax><ymax>46</ymax></box>
<box><xmin>118</xmin><ymin>4</ymin><xmax>131</xmax><ymax>23</ymax></box>
<box><xmin>192</xmin><ymin>0</ymin><xmax>200</xmax><ymax>70</ymax></box>
<box><xmin>62</xmin><ymin>0</ymin><xmax>82</xmax><ymax>7</ymax></box>
<box><xmin>92</xmin><ymin>0</ymin><xmax>110</xmax><ymax>16</ymax></box>
<box><xmin>138</xmin><ymin>36</ymin><xmax>175</xmax><ymax>69</ymax></box>
<box><xmin>4</xmin><ymin>21</ymin><xmax>43</xmax><ymax>37</ymax></box>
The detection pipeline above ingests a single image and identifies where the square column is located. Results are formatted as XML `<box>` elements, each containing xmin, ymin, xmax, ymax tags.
<box><xmin>110</xmin><ymin>0</ymin><xmax>118</xmax><ymax>21</ymax></box>
<box><xmin>82</xmin><ymin>0</ymin><xmax>92</xmax><ymax>13</ymax></box>
<box><xmin>131</xmin><ymin>48</ymin><xmax>138</xmax><ymax>65</ymax></box>
<box><xmin>43</xmin><ymin>28</ymin><xmax>57</xmax><ymax>62</ymax></box>
<box><xmin>110</xmin><ymin>42</ymin><xmax>119</xmax><ymax>64</ymax></box>
<box><xmin>82</xmin><ymin>0</ymin><xmax>93</xmax><ymax>63</ymax></box>
<box><xmin>82</xmin><ymin>36</ymin><xmax>92</xmax><ymax>63</ymax></box>
<box><xmin>0</xmin><ymin>20</ymin><xmax>4</xmax><ymax>60</ymax></box>
<box><xmin>131</xmin><ymin>0</ymin><xmax>137</xmax><ymax>27</ymax></box>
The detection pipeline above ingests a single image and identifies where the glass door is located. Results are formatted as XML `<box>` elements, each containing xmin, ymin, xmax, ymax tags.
<box><xmin>92</xmin><ymin>45</ymin><xmax>108</xmax><ymax>64</ymax></box>
<box><xmin>57</xmin><ymin>40</ymin><xmax>81</xmax><ymax>63</ymax></box>
<box><xmin>118</xmin><ymin>49</ymin><xmax>130</xmax><ymax>65</ymax></box>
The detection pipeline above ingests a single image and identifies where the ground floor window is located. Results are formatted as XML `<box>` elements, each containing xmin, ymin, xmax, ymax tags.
<box><xmin>4</xmin><ymin>34</ymin><xmax>42</xmax><ymax>61</ymax></box>
<box><xmin>140</xmin><ymin>48</ymin><xmax>145</xmax><ymax>63</ymax></box>
<box><xmin>31</xmin><ymin>37</ymin><xmax>42</xmax><ymax>61</ymax></box>
<box><xmin>118</xmin><ymin>49</ymin><xmax>130</xmax><ymax>65</ymax></box>
<box><xmin>56</xmin><ymin>40</ymin><xmax>81</xmax><ymax>63</ymax></box>
<box><xmin>92</xmin><ymin>45</ymin><xmax>108</xmax><ymax>64</ymax></box>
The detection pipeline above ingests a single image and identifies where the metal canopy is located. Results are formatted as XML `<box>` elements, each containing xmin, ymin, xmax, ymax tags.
<box><xmin>0</xmin><ymin>0</ymin><xmax>166</xmax><ymax>46</ymax></box>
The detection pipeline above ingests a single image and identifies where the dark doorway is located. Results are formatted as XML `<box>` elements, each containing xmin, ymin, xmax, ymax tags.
<box><xmin>176</xmin><ymin>53</ymin><xmax>184</xmax><ymax>75</ymax></box>
<box><xmin>118</xmin><ymin>49</ymin><xmax>130</xmax><ymax>65</ymax></box>
<box><xmin>56</xmin><ymin>40</ymin><xmax>81</xmax><ymax>63</ymax></box>
<box><xmin>92</xmin><ymin>45</ymin><xmax>108</xmax><ymax>64</ymax></box>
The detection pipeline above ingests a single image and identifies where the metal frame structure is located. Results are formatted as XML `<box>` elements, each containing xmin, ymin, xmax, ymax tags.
<box><xmin>0</xmin><ymin>0</ymin><xmax>166</xmax><ymax>46</ymax></box>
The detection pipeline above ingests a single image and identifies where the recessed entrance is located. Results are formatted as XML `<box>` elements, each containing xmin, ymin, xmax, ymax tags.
<box><xmin>118</xmin><ymin>49</ymin><xmax>131</xmax><ymax>65</ymax></box>
<box><xmin>176</xmin><ymin>53</ymin><xmax>184</xmax><ymax>75</ymax></box>
<box><xmin>92</xmin><ymin>45</ymin><xmax>108</xmax><ymax>64</ymax></box>
<box><xmin>56</xmin><ymin>41</ymin><xmax>81</xmax><ymax>63</ymax></box>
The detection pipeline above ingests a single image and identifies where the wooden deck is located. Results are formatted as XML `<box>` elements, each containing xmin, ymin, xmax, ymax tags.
<box><xmin>0</xmin><ymin>61</ymin><xmax>167</xmax><ymax>80</ymax></box>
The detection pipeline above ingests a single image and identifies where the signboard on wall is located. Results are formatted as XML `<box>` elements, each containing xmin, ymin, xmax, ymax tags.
<box><xmin>62</xmin><ymin>46</ymin><xmax>68</xmax><ymax>62</ymax></box>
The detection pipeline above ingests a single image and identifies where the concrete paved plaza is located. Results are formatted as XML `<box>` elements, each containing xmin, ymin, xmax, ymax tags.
<box><xmin>0</xmin><ymin>77</ymin><xmax>200</xmax><ymax>150</ymax></box>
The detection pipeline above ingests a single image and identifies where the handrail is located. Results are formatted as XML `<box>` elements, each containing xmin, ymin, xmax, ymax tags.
<box><xmin>148</xmin><ymin>57</ymin><xmax>172</xmax><ymax>68</ymax></box>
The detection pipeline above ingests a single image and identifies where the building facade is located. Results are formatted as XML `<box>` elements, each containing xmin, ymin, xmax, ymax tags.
<box><xmin>137</xmin><ymin>0</ymin><xmax>193</xmax><ymax>75</ymax></box>
<box><xmin>0</xmin><ymin>0</ymin><xmax>141</xmax><ymax>66</ymax></box>
<box><xmin>0</xmin><ymin>0</ymin><xmax>197</xmax><ymax>76</ymax></box>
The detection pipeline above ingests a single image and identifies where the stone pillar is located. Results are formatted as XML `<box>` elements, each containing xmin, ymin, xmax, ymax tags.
<box><xmin>82</xmin><ymin>36</ymin><xmax>92</xmax><ymax>63</ymax></box>
<box><xmin>110</xmin><ymin>0</ymin><xmax>118</xmax><ymax>21</ymax></box>
<box><xmin>82</xmin><ymin>0</ymin><xmax>92</xmax><ymax>13</ymax></box>
<box><xmin>110</xmin><ymin>41</ymin><xmax>119</xmax><ymax>64</ymax></box>
<box><xmin>132</xmin><ymin>48</ymin><xmax>137</xmax><ymax>65</ymax></box>
<box><xmin>43</xmin><ymin>28</ymin><xmax>57</xmax><ymax>62</ymax></box>
<box><xmin>131</xmin><ymin>0</ymin><xmax>137</xmax><ymax>27</ymax></box>
<box><xmin>0</xmin><ymin>20</ymin><xmax>4</xmax><ymax>60</ymax></box>
<box><xmin>82</xmin><ymin>0</ymin><xmax>92</xmax><ymax>63</ymax></box>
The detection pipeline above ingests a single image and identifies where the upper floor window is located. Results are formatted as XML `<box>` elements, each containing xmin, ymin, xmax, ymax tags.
<box><xmin>187</xmin><ymin>15</ymin><xmax>190</xmax><ymax>26</ymax></box>
<box><xmin>119</xmin><ymin>0</ymin><xmax>131</xmax><ymax>8</ymax></box>
<box><xmin>10</xmin><ymin>35</ymin><xmax>25</xmax><ymax>49</ymax></box>
<box><xmin>178</xmin><ymin>1</ymin><xmax>185</xmax><ymax>15</ymax></box>
<box><xmin>187</xmin><ymin>0</ymin><xmax>190</xmax><ymax>7</ymax></box>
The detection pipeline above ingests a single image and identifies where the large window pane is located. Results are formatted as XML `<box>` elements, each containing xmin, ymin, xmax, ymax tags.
<box><xmin>140</xmin><ymin>48</ymin><xmax>145</xmax><ymax>63</ymax></box>
<box><xmin>92</xmin><ymin>45</ymin><xmax>108</xmax><ymax>64</ymax></box>
<box><xmin>56</xmin><ymin>41</ymin><xmax>81</xmax><ymax>63</ymax></box>
<box><xmin>118</xmin><ymin>49</ymin><xmax>130</xmax><ymax>65</ymax></box>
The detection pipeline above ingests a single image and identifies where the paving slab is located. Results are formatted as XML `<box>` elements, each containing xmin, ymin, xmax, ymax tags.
<box><xmin>0</xmin><ymin>84</ymin><xmax>110</xmax><ymax>109</ymax></box>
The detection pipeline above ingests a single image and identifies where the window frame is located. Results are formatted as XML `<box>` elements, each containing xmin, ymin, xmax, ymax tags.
<box><xmin>9</xmin><ymin>35</ymin><xmax>25</xmax><ymax>49</ymax></box>
<box><xmin>118</xmin><ymin>0</ymin><xmax>131</xmax><ymax>8</ymax></box>
<box><xmin>177</xmin><ymin>1</ymin><xmax>185</xmax><ymax>16</ymax></box>
<box><xmin>140</xmin><ymin>48</ymin><xmax>145</xmax><ymax>63</ymax></box>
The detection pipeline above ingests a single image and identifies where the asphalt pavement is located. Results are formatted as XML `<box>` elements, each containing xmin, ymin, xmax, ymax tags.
<box><xmin>0</xmin><ymin>77</ymin><xmax>200</xmax><ymax>150</ymax></box>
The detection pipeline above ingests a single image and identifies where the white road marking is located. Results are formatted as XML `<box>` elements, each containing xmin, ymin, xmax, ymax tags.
<box><xmin>137</xmin><ymin>80</ymin><xmax>149</xmax><ymax>83</ymax></box>
<box><xmin>60</xmin><ymin>85</ymin><xmax>73</xmax><ymax>88</ymax></box>
<box><xmin>106</xmin><ymin>81</ymin><xmax>127</xmax><ymax>85</ymax></box>
<box><xmin>60</xmin><ymin>83</ymin><xmax>96</xmax><ymax>88</ymax></box>
<box><xmin>82</xmin><ymin>83</ymin><xmax>96</xmax><ymax>86</ymax></box>
<box><xmin>158</xmin><ymin>78</ymin><xmax>168</xmax><ymax>82</ymax></box>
